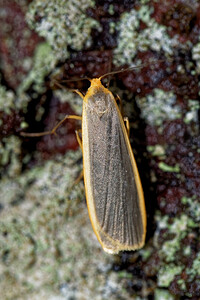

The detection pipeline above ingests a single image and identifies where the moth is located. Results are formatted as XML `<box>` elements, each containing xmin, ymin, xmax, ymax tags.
<box><xmin>22</xmin><ymin>73</ymin><xmax>147</xmax><ymax>254</ymax></box>
<box><xmin>80</xmin><ymin>77</ymin><xmax>146</xmax><ymax>254</ymax></box>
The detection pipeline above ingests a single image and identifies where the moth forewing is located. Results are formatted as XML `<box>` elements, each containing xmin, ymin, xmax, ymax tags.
<box><xmin>82</xmin><ymin>78</ymin><xmax>146</xmax><ymax>254</ymax></box>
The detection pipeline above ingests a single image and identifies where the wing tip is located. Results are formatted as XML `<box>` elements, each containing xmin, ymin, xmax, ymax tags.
<box><xmin>102</xmin><ymin>238</ymin><xmax>146</xmax><ymax>255</ymax></box>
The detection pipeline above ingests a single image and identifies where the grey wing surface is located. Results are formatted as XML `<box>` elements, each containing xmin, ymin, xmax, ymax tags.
<box><xmin>86</xmin><ymin>101</ymin><xmax>144</xmax><ymax>247</ymax></box>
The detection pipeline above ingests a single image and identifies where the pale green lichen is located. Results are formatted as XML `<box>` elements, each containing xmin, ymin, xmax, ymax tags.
<box><xmin>192</xmin><ymin>42</ymin><xmax>200</xmax><ymax>74</ymax></box>
<box><xmin>26</xmin><ymin>0</ymin><xmax>100</xmax><ymax>62</ymax></box>
<box><xmin>187</xmin><ymin>252</ymin><xmax>200</xmax><ymax>279</ymax></box>
<box><xmin>154</xmin><ymin>288</ymin><xmax>176</xmax><ymax>300</ymax></box>
<box><xmin>140</xmin><ymin>247</ymin><xmax>152</xmax><ymax>261</ymax></box>
<box><xmin>159</xmin><ymin>214</ymin><xmax>194</xmax><ymax>262</ymax></box>
<box><xmin>108</xmin><ymin>4</ymin><xmax>115</xmax><ymax>16</ymax></box>
<box><xmin>184</xmin><ymin>99</ymin><xmax>200</xmax><ymax>126</ymax></box>
<box><xmin>0</xmin><ymin>149</ymin><xmax>133</xmax><ymax>300</ymax></box>
<box><xmin>0</xmin><ymin>82</ymin><xmax>15</xmax><ymax>115</ymax></box>
<box><xmin>158</xmin><ymin>162</ymin><xmax>180</xmax><ymax>173</ymax></box>
<box><xmin>140</xmin><ymin>0</ymin><xmax>150</xmax><ymax>4</ymax></box>
<box><xmin>136</xmin><ymin>89</ymin><xmax>182</xmax><ymax>127</ymax></box>
<box><xmin>117</xmin><ymin>271</ymin><xmax>133</xmax><ymax>279</ymax></box>
<box><xmin>18</xmin><ymin>42</ymin><xmax>56</xmax><ymax>96</ymax></box>
<box><xmin>0</xmin><ymin>136</ymin><xmax>22</xmax><ymax>178</ymax></box>
<box><xmin>147</xmin><ymin>145</ymin><xmax>166</xmax><ymax>157</ymax></box>
<box><xmin>177</xmin><ymin>278</ymin><xmax>186</xmax><ymax>290</ymax></box>
<box><xmin>113</xmin><ymin>6</ymin><xmax>179</xmax><ymax>66</ymax></box>
<box><xmin>154</xmin><ymin>207</ymin><xmax>199</xmax><ymax>291</ymax></box>
<box><xmin>113</xmin><ymin>9</ymin><xmax>140</xmax><ymax>66</ymax></box>
<box><xmin>181</xmin><ymin>196</ymin><xmax>200</xmax><ymax>222</ymax></box>
<box><xmin>158</xmin><ymin>264</ymin><xmax>183</xmax><ymax>287</ymax></box>
<box><xmin>20</xmin><ymin>121</ymin><xmax>29</xmax><ymax>129</ymax></box>
<box><xmin>183</xmin><ymin>245</ymin><xmax>191</xmax><ymax>256</ymax></box>
<box><xmin>21</xmin><ymin>0</ymin><xmax>100</xmax><ymax>99</ymax></box>
<box><xmin>109</xmin><ymin>21</ymin><xmax>116</xmax><ymax>34</ymax></box>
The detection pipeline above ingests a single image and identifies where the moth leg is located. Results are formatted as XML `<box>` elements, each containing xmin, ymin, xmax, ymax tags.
<box><xmin>21</xmin><ymin>115</ymin><xmax>82</xmax><ymax>137</ymax></box>
<box><xmin>54</xmin><ymin>83</ymin><xmax>85</xmax><ymax>100</ymax></box>
<box><xmin>115</xmin><ymin>94</ymin><xmax>123</xmax><ymax>113</ymax></box>
<box><xmin>73</xmin><ymin>170</ymin><xmax>84</xmax><ymax>185</ymax></box>
<box><xmin>70</xmin><ymin>129</ymin><xmax>83</xmax><ymax>185</ymax></box>
<box><xmin>124</xmin><ymin>117</ymin><xmax>130</xmax><ymax>137</ymax></box>
<box><xmin>74</xmin><ymin>90</ymin><xmax>84</xmax><ymax>99</ymax></box>
<box><xmin>51</xmin><ymin>80</ymin><xmax>85</xmax><ymax>99</ymax></box>
<box><xmin>71</xmin><ymin>129</ymin><xmax>83</xmax><ymax>185</ymax></box>
<box><xmin>75</xmin><ymin>129</ymin><xmax>83</xmax><ymax>151</ymax></box>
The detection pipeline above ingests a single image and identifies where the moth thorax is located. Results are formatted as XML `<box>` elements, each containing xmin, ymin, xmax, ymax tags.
<box><xmin>88</xmin><ymin>92</ymin><xmax>111</xmax><ymax>116</ymax></box>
